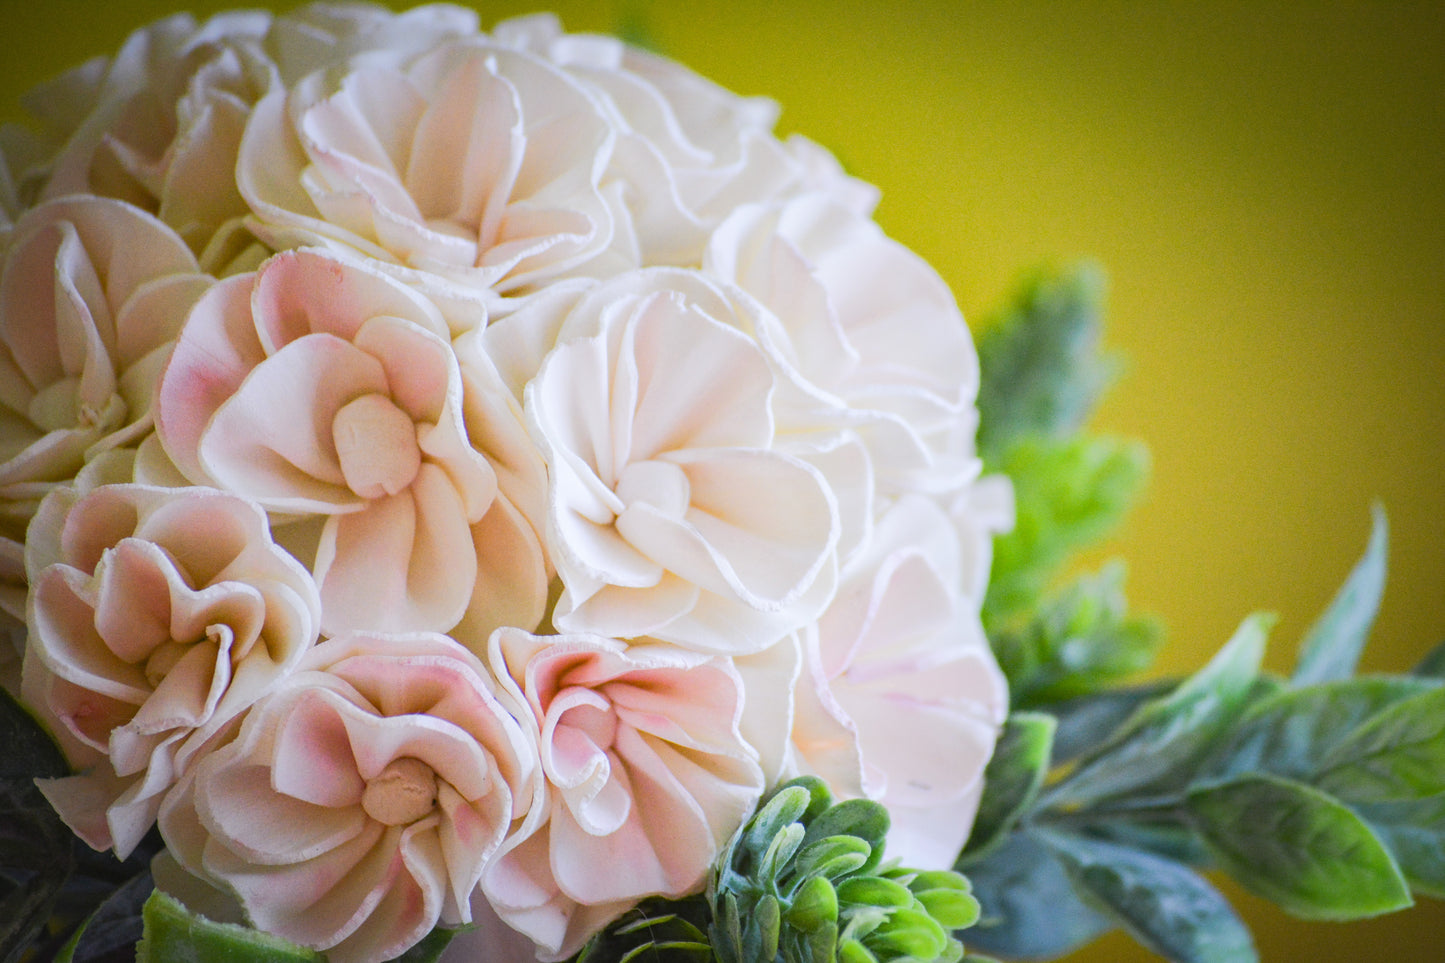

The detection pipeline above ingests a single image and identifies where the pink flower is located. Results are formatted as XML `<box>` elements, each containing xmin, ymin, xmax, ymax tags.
<box><xmin>790</xmin><ymin>495</ymin><xmax>1007</xmax><ymax>869</ymax></box>
<box><xmin>21</xmin><ymin>482</ymin><xmax>320</xmax><ymax>857</ymax></box>
<box><xmin>160</xmin><ymin>631</ymin><xmax>537</xmax><ymax>963</ymax></box>
<box><xmin>155</xmin><ymin>247</ymin><xmax>547</xmax><ymax>640</ymax></box>
<box><xmin>483</xmin><ymin>627</ymin><xmax>764</xmax><ymax>960</ymax></box>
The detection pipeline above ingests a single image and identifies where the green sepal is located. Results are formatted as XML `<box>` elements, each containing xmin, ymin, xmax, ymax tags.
<box><xmin>136</xmin><ymin>888</ymin><xmax>326</xmax><ymax>962</ymax></box>
<box><xmin>1185</xmin><ymin>773</ymin><xmax>1412</xmax><ymax>921</ymax></box>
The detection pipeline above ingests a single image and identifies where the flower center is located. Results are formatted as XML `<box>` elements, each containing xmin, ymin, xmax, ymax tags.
<box><xmin>615</xmin><ymin>459</ymin><xmax>691</xmax><ymax>518</ymax></box>
<box><xmin>361</xmin><ymin>757</ymin><xmax>437</xmax><ymax>826</ymax></box>
<box><xmin>28</xmin><ymin>378</ymin><xmax>128</xmax><ymax>433</ymax></box>
<box><xmin>332</xmin><ymin>393</ymin><xmax>422</xmax><ymax>499</ymax></box>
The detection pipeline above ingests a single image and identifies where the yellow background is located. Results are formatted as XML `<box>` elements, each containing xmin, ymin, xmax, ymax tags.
<box><xmin>3</xmin><ymin>1</ymin><xmax>1442</xmax><ymax>960</ymax></box>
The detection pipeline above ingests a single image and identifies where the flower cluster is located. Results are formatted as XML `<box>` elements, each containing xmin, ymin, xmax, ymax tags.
<box><xmin>1</xmin><ymin>5</ymin><xmax>1008</xmax><ymax>962</ymax></box>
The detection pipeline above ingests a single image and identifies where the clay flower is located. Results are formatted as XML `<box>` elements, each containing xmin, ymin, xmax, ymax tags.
<box><xmin>237</xmin><ymin>33</ymin><xmax>622</xmax><ymax>294</ymax></box>
<box><xmin>706</xmin><ymin>192</ymin><xmax>981</xmax><ymax>498</ymax></box>
<box><xmin>0</xmin><ymin>196</ymin><xmax>210</xmax><ymax>589</ymax></box>
<box><xmin>790</xmin><ymin>495</ymin><xmax>1007</xmax><ymax>869</ymax></box>
<box><xmin>155</xmin><ymin>247</ymin><xmax>547</xmax><ymax>639</ymax></box>
<box><xmin>517</xmin><ymin>270</ymin><xmax>839</xmax><ymax>654</ymax></box>
<box><xmin>21</xmin><ymin>482</ymin><xmax>320</xmax><ymax>857</ymax></box>
<box><xmin>160</xmin><ymin>631</ymin><xmax>536</xmax><ymax>963</ymax></box>
<box><xmin>483</xmin><ymin>626</ymin><xmax>764</xmax><ymax>960</ymax></box>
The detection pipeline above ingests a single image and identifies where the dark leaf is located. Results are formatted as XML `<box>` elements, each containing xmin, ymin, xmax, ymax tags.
<box><xmin>1046</xmin><ymin>681</ymin><xmax>1176</xmax><ymax>765</ymax></box>
<box><xmin>58</xmin><ymin>870</ymin><xmax>153</xmax><ymax>963</ymax></box>
<box><xmin>1042</xmin><ymin>830</ymin><xmax>1256</xmax><ymax>963</ymax></box>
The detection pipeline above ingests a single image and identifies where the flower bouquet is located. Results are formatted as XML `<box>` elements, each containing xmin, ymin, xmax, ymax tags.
<box><xmin>1</xmin><ymin>5</ymin><xmax>1440</xmax><ymax>963</ymax></box>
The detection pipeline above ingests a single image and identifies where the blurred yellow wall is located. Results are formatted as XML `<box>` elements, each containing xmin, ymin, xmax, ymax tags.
<box><xmin>4</xmin><ymin>1</ymin><xmax>1442</xmax><ymax>960</ymax></box>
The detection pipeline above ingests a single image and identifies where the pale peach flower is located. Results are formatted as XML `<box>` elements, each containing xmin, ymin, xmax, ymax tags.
<box><xmin>515</xmin><ymin>269</ymin><xmax>839</xmax><ymax>654</ymax></box>
<box><xmin>154</xmin><ymin>247</ymin><xmax>547</xmax><ymax>640</ymax></box>
<box><xmin>0</xmin><ymin>196</ymin><xmax>210</xmax><ymax>583</ymax></box>
<box><xmin>790</xmin><ymin>495</ymin><xmax>1007</xmax><ymax>869</ymax></box>
<box><xmin>237</xmin><ymin>32</ymin><xmax>625</xmax><ymax>296</ymax></box>
<box><xmin>160</xmin><ymin>631</ymin><xmax>537</xmax><ymax>963</ymax></box>
<box><xmin>482</xmin><ymin>626</ymin><xmax>764</xmax><ymax>960</ymax></box>
<box><xmin>21</xmin><ymin>482</ymin><xmax>320</xmax><ymax>857</ymax></box>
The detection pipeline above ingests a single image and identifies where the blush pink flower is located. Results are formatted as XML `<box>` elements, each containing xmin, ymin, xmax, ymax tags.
<box><xmin>160</xmin><ymin>631</ymin><xmax>537</xmax><ymax>963</ymax></box>
<box><xmin>790</xmin><ymin>495</ymin><xmax>1007</xmax><ymax>870</ymax></box>
<box><xmin>155</xmin><ymin>247</ymin><xmax>547</xmax><ymax>639</ymax></box>
<box><xmin>520</xmin><ymin>270</ymin><xmax>839</xmax><ymax>654</ymax></box>
<box><xmin>21</xmin><ymin>482</ymin><xmax>320</xmax><ymax>857</ymax></box>
<box><xmin>482</xmin><ymin>626</ymin><xmax>764</xmax><ymax>960</ymax></box>
<box><xmin>238</xmin><ymin>34</ymin><xmax>623</xmax><ymax>295</ymax></box>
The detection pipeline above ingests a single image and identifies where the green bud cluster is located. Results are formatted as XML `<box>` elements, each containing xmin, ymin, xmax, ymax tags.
<box><xmin>708</xmin><ymin>777</ymin><xmax>980</xmax><ymax>963</ymax></box>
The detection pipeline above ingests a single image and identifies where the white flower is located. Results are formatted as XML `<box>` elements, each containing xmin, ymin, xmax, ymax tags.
<box><xmin>160</xmin><ymin>631</ymin><xmax>536</xmax><ymax>963</ymax></box>
<box><xmin>21</xmin><ymin>482</ymin><xmax>320</xmax><ymax>857</ymax></box>
<box><xmin>492</xmin><ymin>13</ymin><xmax>806</xmax><ymax>269</ymax></box>
<box><xmin>516</xmin><ymin>269</ymin><xmax>839</xmax><ymax>654</ymax></box>
<box><xmin>482</xmin><ymin>626</ymin><xmax>763</xmax><ymax>960</ymax></box>
<box><xmin>706</xmin><ymin>193</ymin><xmax>982</xmax><ymax>497</ymax></box>
<box><xmin>790</xmin><ymin>495</ymin><xmax>1007</xmax><ymax>869</ymax></box>
<box><xmin>154</xmin><ymin>248</ymin><xmax>547</xmax><ymax>641</ymax></box>
<box><xmin>238</xmin><ymin>33</ymin><xmax>625</xmax><ymax>295</ymax></box>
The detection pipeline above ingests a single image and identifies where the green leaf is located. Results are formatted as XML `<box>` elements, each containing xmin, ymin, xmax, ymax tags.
<box><xmin>1353</xmin><ymin>793</ymin><xmax>1445</xmax><ymax>898</ymax></box>
<box><xmin>993</xmin><ymin>562</ymin><xmax>1164</xmax><ymax>705</ymax></box>
<box><xmin>984</xmin><ymin>436</ymin><xmax>1149</xmax><ymax>626</ymax></box>
<box><xmin>1292</xmin><ymin>505</ymin><xmax>1387</xmax><ymax>685</ymax></box>
<box><xmin>963</xmin><ymin>831</ymin><xmax>1112</xmax><ymax>961</ymax></box>
<box><xmin>958</xmin><ymin>712</ymin><xmax>1055</xmax><ymax>864</ymax></box>
<box><xmin>1316</xmin><ymin>686</ymin><xmax>1445</xmax><ymax>802</ymax></box>
<box><xmin>1186</xmin><ymin>773</ymin><xmax>1412</xmax><ymax>921</ymax></box>
<box><xmin>1042</xmin><ymin>830</ymin><xmax>1256</xmax><ymax>963</ymax></box>
<box><xmin>386</xmin><ymin>925</ymin><xmax>465</xmax><ymax>963</ymax></box>
<box><xmin>136</xmin><ymin>889</ymin><xmax>326</xmax><ymax>963</ymax></box>
<box><xmin>1043</xmin><ymin>614</ymin><xmax>1270</xmax><ymax>808</ymax></box>
<box><xmin>975</xmin><ymin>262</ymin><xmax>1116</xmax><ymax>461</ymax></box>
<box><xmin>1201</xmin><ymin>675</ymin><xmax>1437</xmax><ymax>786</ymax></box>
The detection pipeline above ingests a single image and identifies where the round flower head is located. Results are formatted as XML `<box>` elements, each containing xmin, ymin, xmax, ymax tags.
<box><xmin>21</xmin><ymin>481</ymin><xmax>321</xmax><ymax>857</ymax></box>
<box><xmin>160</xmin><ymin>631</ymin><xmax>537</xmax><ymax>963</ymax></box>
<box><xmin>512</xmin><ymin>269</ymin><xmax>839</xmax><ymax>654</ymax></box>
<box><xmin>0</xmin><ymin>197</ymin><xmax>210</xmax><ymax>542</ymax></box>
<box><xmin>483</xmin><ymin>626</ymin><xmax>764</xmax><ymax>960</ymax></box>
<box><xmin>155</xmin><ymin>247</ymin><xmax>547</xmax><ymax>640</ymax></box>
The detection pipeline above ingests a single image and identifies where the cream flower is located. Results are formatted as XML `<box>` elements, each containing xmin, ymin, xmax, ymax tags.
<box><xmin>483</xmin><ymin>626</ymin><xmax>764</xmax><ymax>960</ymax></box>
<box><xmin>518</xmin><ymin>270</ymin><xmax>838</xmax><ymax>654</ymax></box>
<box><xmin>21</xmin><ymin>482</ymin><xmax>320</xmax><ymax>858</ymax></box>
<box><xmin>238</xmin><ymin>34</ymin><xmax>623</xmax><ymax>295</ymax></box>
<box><xmin>790</xmin><ymin>495</ymin><xmax>1007</xmax><ymax>870</ymax></box>
<box><xmin>706</xmin><ymin>192</ymin><xmax>981</xmax><ymax>497</ymax></box>
<box><xmin>160</xmin><ymin>631</ymin><xmax>536</xmax><ymax>963</ymax></box>
<box><xmin>0</xmin><ymin>196</ymin><xmax>210</xmax><ymax>557</ymax></box>
<box><xmin>155</xmin><ymin>247</ymin><xmax>547</xmax><ymax>639</ymax></box>
<box><xmin>492</xmin><ymin>13</ymin><xmax>804</xmax><ymax>269</ymax></box>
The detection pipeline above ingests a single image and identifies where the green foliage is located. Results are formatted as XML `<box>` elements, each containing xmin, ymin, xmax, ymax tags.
<box><xmin>959</xmin><ymin>508</ymin><xmax>1443</xmax><ymax>962</ymax></box>
<box><xmin>991</xmin><ymin>562</ymin><xmax>1163</xmax><ymax>706</ymax></box>
<box><xmin>706</xmin><ymin>778</ymin><xmax>978</xmax><ymax>963</ymax></box>
<box><xmin>136</xmin><ymin>890</ymin><xmax>325</xmax><ymax>963</ymax></box>
<box><xmin>1186</xmin><ymin>774</ymin><xmax>1412</xmax><ymax>921</ymax></box>
<box><xmin>1292</xmin><ymin>504</ymin><xmax>1388</xmax><ymax>685</ymax></box>
<box><xmin>974</xmin><ymin>262</ymin><xmax>1117</xmax><ymax>461</ymax></box>
<box><xmin>982</xmin><ymin>436</ymin><xmax>1149</xmax><ymax>628</ymax></box>
<box><xmin>958</xmin><ymin>713</ymin><xmax>1054</xmax><ymax>863</ymax></box>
